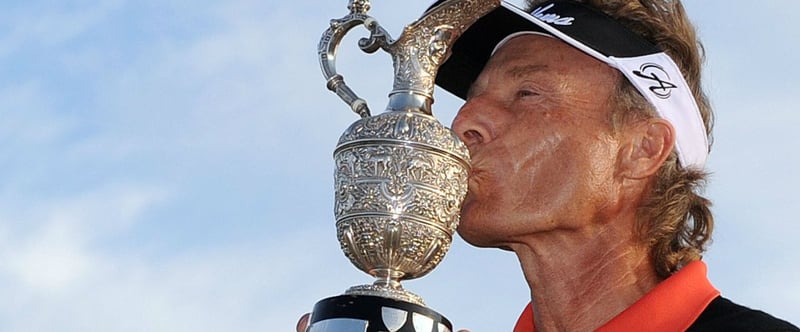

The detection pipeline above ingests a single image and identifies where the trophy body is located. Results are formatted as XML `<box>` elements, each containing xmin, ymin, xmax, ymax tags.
<box><xmin>309</xmin><ymin>1</ymin><xmax>499</xmax><ymax>331</ymax></box>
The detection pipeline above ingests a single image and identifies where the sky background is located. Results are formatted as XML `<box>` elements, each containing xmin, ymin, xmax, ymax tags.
<box><xmin>0</xmin><ymin>0</ymin><xmax>798</xmax><ymax>331</ymax></box>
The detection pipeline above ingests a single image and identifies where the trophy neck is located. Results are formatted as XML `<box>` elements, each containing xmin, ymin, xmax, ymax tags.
<box><xmin>386</xmin><ymin>92</ymin><xmax>433</xmax><ymax>115</ymax></box>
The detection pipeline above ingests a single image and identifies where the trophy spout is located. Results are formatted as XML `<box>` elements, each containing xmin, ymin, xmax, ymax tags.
<box><xmin>380</xmin><ymin>0</ymin><xmax>501</xmax><ymax>114</ymax></box>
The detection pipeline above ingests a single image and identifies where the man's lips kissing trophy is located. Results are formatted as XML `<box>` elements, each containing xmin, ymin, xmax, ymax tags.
<box><xmin>306</xmin><ymin>0</ymin><xmax>498</xmax><ymax>331</ymax></box>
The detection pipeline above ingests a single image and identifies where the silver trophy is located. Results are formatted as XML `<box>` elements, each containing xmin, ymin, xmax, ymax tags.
<box><xmin>308</xmin><ymin>0</ymin><xmax>498</xmax><ymax>331</ymax></box>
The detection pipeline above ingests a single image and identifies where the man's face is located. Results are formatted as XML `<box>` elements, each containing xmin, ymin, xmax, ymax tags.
<box><xmin>451</xmin><ymin>34</ymin><xmax>625</xmax><ymax>248</ymax></box>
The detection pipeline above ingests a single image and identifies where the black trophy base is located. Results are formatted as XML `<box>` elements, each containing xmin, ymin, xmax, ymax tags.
<box><xmin>307</xmin><ymin>294</ymin><xmax>452</xmax><ymax>332</ymax></box>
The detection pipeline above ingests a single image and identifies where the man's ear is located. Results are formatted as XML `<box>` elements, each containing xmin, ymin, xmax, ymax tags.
<box><xmin>617</xmin><ymin>118</ymin><xmax>675</xmax><ymax>179</ymax></box>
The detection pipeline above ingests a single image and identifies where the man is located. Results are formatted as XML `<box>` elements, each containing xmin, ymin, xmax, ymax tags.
<box><xmin>300</xmin><ymin>0</ymin><xmax>799</xmax><ymax>330</ymax></box>
<box><xmin>436</xmin><ymin>0</ymin><xmax>799</xmax><ymax>331</ymax></box>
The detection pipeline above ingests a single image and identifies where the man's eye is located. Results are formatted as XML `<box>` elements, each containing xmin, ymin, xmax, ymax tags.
<box><xmin>516</xmin><ymin>90</ymin><xmax>538</xmax><ymax>98</ymax></box>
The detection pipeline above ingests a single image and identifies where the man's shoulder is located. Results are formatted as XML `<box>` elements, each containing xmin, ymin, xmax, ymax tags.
<box><xmin>687</xmin><ymin>296</ymin><xmax>799</xmax><ymax>332</ymax></box>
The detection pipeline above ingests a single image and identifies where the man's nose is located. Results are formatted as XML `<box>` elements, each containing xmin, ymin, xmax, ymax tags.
<box><xmin>451</xmin><ymin>97</ymin><xmax>492</xmax><ymax>148</ymax></box>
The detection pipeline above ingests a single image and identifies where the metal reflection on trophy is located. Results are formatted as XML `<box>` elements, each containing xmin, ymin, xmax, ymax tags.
<box><xmin>308</xmin><ymin>0</ymin><xmax>498</xmax><ymax>331</ymax></box>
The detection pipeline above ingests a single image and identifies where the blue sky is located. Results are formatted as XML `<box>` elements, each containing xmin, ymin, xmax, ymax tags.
<box><xmin>0</xmin><ymin>0</ymin><xmax>798</xmax><ymax>331</ymax></box>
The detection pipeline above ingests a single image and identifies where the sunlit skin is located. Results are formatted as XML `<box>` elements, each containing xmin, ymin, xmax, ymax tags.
<box><xmin>451</xmin><ymin>35</ymin><xmax>674</xmax><ymax>331</ymax></box>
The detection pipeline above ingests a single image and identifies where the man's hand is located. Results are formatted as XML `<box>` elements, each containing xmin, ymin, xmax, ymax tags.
<box><xmin>296</xmin><ymin>313</ymin><xmax>310</xmax><ymax>332</ymax></box>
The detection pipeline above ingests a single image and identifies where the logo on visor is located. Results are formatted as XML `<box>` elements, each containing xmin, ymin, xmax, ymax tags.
<box><xmin>633</xmin><ymin>63</ymin><xmax>677</xmax><ymax>99</ymax></box>
<box><xmin>531</xmin><ymin>4</ymin><xmax>574</xmax><ymax>26</ymax></box>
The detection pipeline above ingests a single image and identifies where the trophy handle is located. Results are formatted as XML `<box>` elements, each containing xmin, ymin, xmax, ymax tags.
<box><xmin>318</xmin><ymin>0</ymin><xmax>394</xmax><ymax>119</ymax></box>
<box><xmin>320</xmin><ymin>0</ymin><xmax>500</xmax><ymax>118</ymax></box>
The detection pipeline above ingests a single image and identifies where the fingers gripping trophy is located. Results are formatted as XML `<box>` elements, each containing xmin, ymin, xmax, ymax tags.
<box><xmin>308</xmin><ymin>0</ymin><xmax>499</xmax><ymax>331</ymax></box>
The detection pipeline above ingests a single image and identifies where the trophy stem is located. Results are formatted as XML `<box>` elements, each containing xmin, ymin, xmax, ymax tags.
<box><xmin>372</xmin><ymin>268</ymin><xmax>404</xmax><ymax>289</ymax></box>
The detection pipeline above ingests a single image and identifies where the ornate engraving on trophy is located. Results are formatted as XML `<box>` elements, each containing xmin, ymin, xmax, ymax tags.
<box><xmin>333</xmin><ymin>110</ymin><xmax>469</xmax><ymax>305</ymax></box>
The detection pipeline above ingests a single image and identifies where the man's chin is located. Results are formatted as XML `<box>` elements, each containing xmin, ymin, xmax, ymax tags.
<box><xmin>456</xmin><ymin>223</ymin><xmax>504</xmax><ymax>249</ymax></box>
<box><xmin>457</xmin><ymin>234</ymin><xmax>513</xmax><ymax>252</ymax></box>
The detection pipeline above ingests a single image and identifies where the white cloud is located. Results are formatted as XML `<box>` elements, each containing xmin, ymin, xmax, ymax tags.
<box><xmin>0</xmin><ymin>184</ymin><xmax>171</xmax><ymax>292</ymax></box>
<box><xmin>0</xmin><ymin>209</ymin><xmax>349</xmax><ymax>331</ymax></box>
<box><xmin>3</xmin><ymin>221</ymin><xmax>95</xmax><ymax>291</ymax></box>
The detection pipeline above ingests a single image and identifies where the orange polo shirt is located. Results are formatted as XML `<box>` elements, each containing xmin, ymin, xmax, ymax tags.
<box><xmin>513</xmin><ymin>261</ymin><xmax>720</xmax><ymax>332</ymax></box>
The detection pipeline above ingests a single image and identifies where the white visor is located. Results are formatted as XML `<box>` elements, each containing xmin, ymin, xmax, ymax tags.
<box><xmin>435</xmin><ymin>0</ymin><xmax>709</xmax><ymax>169</ymax></box>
